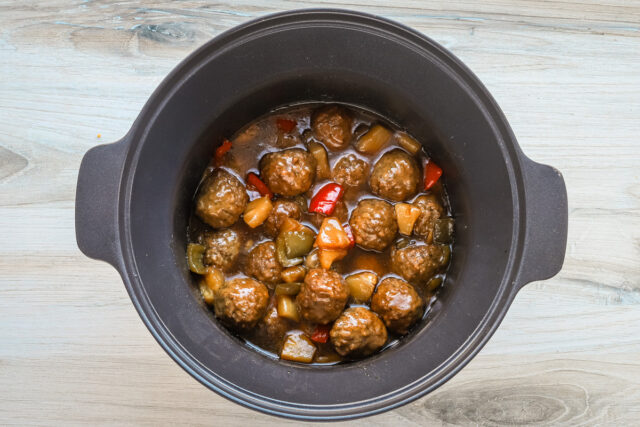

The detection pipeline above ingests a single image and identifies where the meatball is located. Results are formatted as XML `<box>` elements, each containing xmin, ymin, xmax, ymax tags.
<box><xmin>246</xmin><ymin>241</ymin><xmax>283</xmax><ymax>284</ymax></box>
<box><xmin>332</xmin><ymin>154</ymin><xmax>369</xmax><ymax>188</ymax></box>
<box><xmin>348</xmin><ymin>199</ymin><xmax>398</xmax><ymax>251</ymax></box>
<box><xmin>296</xmin><ymin>268</ymin><xmax>348</xmax><ymax>324</ymax></box>
<box><xmin>264</xmin><ymin>199</ymin><xmax>302</xmax><ymax>237</ymax></box>
<box><xmin>391</xmin><ymin>244</ymin><xmax>450</xmax><ymax>284</ymax></box>
<box><xmin>311</xmin><ymin>105</ymin><xmax>352</xmax><ymax>151</ymax></box>
<box><xmin>371</xmin><ymin>278</ymin><xmax>424</xmax><ymax>334</ymax></box>
<box><xmin>200</xmin><ymin>229</ymin><xmax>240</xmax><ymax>272</ymax></box>
<box><xmin>309</xmin><ymin>199</ymin><xmax>349</xmax><ymax>228</ymax></box>
<box><xmin>259</xmin><ymin>148</ymin><xmax>316</xmax><ymax>197</ymax></box>
<box><xmin>413</xmin><ymin>194</ymin><xmax>444</xmax><ymax>239</ymax></box>
<box><xmin>214</xmin><ymin>278</ymin><xmax>269</xmax><ymax>330</ymax></box>
<box><xmin>369</xmin><ymin>149</ymin><xmax>420</xmax><ymax>202</ymax></box>
<box><xmin>252</xmin><ymin>299</ymin><xmax>291</xmax><ymax>352</ymax></box>
<box><xmin>195</xmin><ymin>169</ymin><xmax>248</xmax><ymax>228</ymax></box>
<box><xmin>330</xmin><ymin>307</ymin><xmax>387</xmax><ymax>358</ymax></box>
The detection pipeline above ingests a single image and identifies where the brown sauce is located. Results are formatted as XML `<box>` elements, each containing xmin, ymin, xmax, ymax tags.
<box><xmin>187</xmin><ymin>103</ymin><xmax>453</xmax><ymax>365</ymax></box>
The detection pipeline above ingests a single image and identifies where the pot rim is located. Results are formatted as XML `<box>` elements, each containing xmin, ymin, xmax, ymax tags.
<box><xmin>115</xmin><ymin>9</ymin><xmax>527</xmax><ymax>420</ymax></box>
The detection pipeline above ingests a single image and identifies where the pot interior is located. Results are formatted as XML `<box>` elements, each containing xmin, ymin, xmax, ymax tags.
<box><xmin>125</xmin><ymin>16</ymin><xmax>516</xmax><ymax>412</ymax></box>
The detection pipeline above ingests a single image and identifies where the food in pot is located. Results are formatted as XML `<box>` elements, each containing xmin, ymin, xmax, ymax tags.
<box><xmin>310</xmin><ymin>198</ymin><xmax>349</xmax><ymax>228</ymax></box>
<box><xmin>264</xmin><ymin>199</ymin><xmax>303</xmax><ymax>237</ymax></box>
<box><xmin>332</xmin><ymin>154</ymin><xmax>369</xmax><ymax>188</ymax></box>
<box><xmin>369</xmin><ymin>149</ymin><xmax>421</xmax><ymax>202</ymax></box>
<box><xmin>259</xmin><ymin>148</ymin><xmax>316</xmax><ymax>196</ymax></box>
<box><xmin>200</xmin><ymin>229</ymin><xmax>240</xmax><ymax>272</ymax></box>
<box><xmin>390</xmin><ymin>243</ymin><xmax>450</xmax><ymax>284</ymax></box>
<box><xmin>251</xmin><ymin>299</ymin><xmax>292</xmax><ymax>352</ymax></box>
<box><xmin>371</xmin><ymin>277</ymin><xmax>424</xmax><ymax>334</ymax></box>
<box><xmin>355</xmin><ymin>124</ymin><xmax>392</xmax><ymax>154</ymax></box>
<box><xmin>412</xmin><ymin>194</ymin><xmax>444</xmax><ymax>240</ymax></box>
<box><xmin>311</xmin><ymin>105</ymin><xmax>352</xmax><ymax>151</ymax></box>
<box><xmin>214</xmin><ymin>278</ymin><xmax>269</xmax><ymax>330</ymax></box>
<box><xmin>330</xmin><ymin>307</ymin><xmax>387</xmax><ymax>357</ymax></box>
<box><xmin>296</xmin><ymin>268</ymin><xmax>348</xmax><ymax>324</ymax></box>
<box><xmin>195</xmin><ymin>168</ymin><xmax>248</xmax><ymax>228</ymax></box>
<box><xmin>349</xmin><ymin>199</ymin><xmax>398</xmax><ymax>251</ymax></box>
<box><xmin>246</xmin><ymin>241</ymin><xmax>283</xmax><ymax>285</ymax></box>
<box><xmin>187</xmin><ymin>103</ymin><xmax>454</xmax><ymax>364</ymax></box>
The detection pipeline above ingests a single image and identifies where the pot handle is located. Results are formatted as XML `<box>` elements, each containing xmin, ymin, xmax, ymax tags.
<box><xmin>515</xmin><ymin>154</ymin><xmax>568</xmax><ymax>289</ymax></box>
<box><xmin>75</xmin><ymin>137</ymin><xmax>128</xmax><ymax>268</ymax></box>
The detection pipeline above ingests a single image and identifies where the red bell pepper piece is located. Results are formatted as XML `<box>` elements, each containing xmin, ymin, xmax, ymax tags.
<box><xmin>214</xmin><ymin>139</ymin><xmax>232</xmax><ymax>165</ymax></box>
<box><xmin>246</xmin><ymin>172</ymin><xmax>273</xmax><ymax>199</ymax></box>
<box><xmin>311</xmin><ymin>324</ymin><xmax>330</xmax><ymax>343</ymax></box>
<box><xmin>276</xmin><ymin>118</ymin><xmax>296</xmax><ymax>133</ymax></box>
<box><xmin>308</xmin><ymin>183</ymin><xmax>344</xmax><ymax>215</ymax></box>
<box><xmin>343</xmin><ymin>223</ymin><xmax>355</xmax><ymax>248</ymax></box>
<box><xmin>424</xmin><ymin>159</ymin><xmax>443</xmax><ymax>190</ymax></box>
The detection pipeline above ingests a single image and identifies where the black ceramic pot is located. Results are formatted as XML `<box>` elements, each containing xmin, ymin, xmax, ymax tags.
<box><xmin>75</xmin><ymin>9</ymin><xmax>568</xmax><ymax>421</ymax></box>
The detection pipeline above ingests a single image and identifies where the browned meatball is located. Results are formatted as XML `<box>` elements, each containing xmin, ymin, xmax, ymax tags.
<box><xmin>311</xmin><ymin>105</ymin><xmax>352</xmax><ymax>151</ymax></box>
<box><xmin>264</xmin><ymin>199</ymin><xmax>302</xmax><ymax>237</ymax></box>
<box><xmin>330</xmin><ymin>307</ymin><xmax>387</xmax><ymax>358</ymax></box>
<box><xmin>252</xmin><ymin>299</ymin><xmax>291</xmax><ymax>352</ymax></box>
<box><xmin>246</xmin><ymin>241</ymin><xmax>283</xmax><ymax>285</ymax></box>
<box><xmin>259</xmin><ymin>149</ymin><xmax>316</xmax><ymax>197</ymax></box>
<box><xmin>391</xmin><ymin>244</ymin><xmax>450</xmax><ymax>284</ymax></box>
<box><xmin>371</xmin><ymin>278</ymin><xmax>424</xmax><ymax>334</ymax></box>
<box><xmin>413</xmin><ymin>194</ymin><xmax>444</xmax><ymax>239</ymax></box>
<box><xmin>369</xmin><ymin>149</ymin><xmax>420</xmax><ymax>201</ymax></box>
<box><xmin>200</xmin><ymin>229</ymin><xmax>240</xmax><ymax>272</ymax></box>
<box><xmin>296</xmin><ymin>268</ymin><xmax>348</xmax><ymax>324</ymax></box>
<box><xmin>348</xmin><ymin>199</ymin><xmax>398</xmax><ymax>251</ymax></box>
<box><xmin>309</xmin><ymin>199</ymin><xmax>349</xmax><ymax>228</ymax></box>
<box><xmin>332</xmin><ymin>154</ymin><xmax>369</xmax><ymax>188</ymax></box>
<box><xmin>195</xmin><ymin>169</ymin><xmax>248</xmax><ymax>228</ymax></box>
<box><xmin>214</xmin><ymin>278</ymin><xmax>269</xmax><ymax>329</ymax></box>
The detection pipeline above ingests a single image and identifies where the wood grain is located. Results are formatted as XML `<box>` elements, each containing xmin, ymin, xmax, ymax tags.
<box><xmin>1</xmin><ymin>0</ymin><xmax>639</xmax><ymax>425</ymax></box>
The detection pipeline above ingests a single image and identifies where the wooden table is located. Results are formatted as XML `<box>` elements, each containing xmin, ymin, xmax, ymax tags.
<box><xmin>1</xmin><ymin>1</ymin><xmax>638</xmax><ymax>425</ymax></box>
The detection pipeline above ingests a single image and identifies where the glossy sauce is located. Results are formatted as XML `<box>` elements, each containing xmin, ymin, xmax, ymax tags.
<box><xmin>188</xmin><ymin>103</ymin><xmax>453</xmax><ymax>364</ymax></box>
